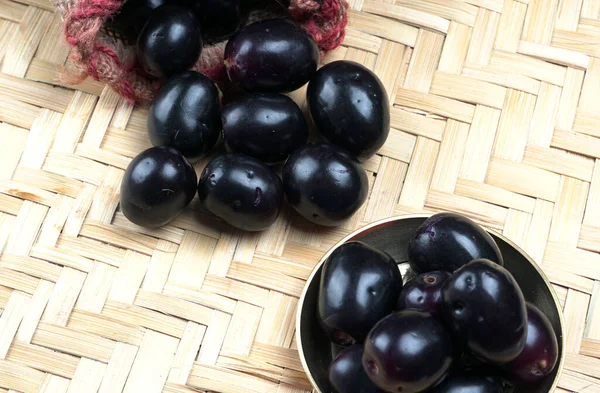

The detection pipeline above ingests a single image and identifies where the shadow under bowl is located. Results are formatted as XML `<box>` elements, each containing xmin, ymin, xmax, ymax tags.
<box><xmin>296</xmin><ymin>214</ymin><xmax>565</xmax><ymax>393</ymax></box>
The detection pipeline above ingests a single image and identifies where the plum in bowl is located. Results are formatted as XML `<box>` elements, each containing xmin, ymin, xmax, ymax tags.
<box><xmin>296</xmin><ymin>214</ymin><xmax>565</xmax><ymax>393</ymax></box>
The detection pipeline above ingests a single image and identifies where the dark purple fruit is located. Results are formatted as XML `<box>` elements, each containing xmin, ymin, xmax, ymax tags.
<box><xmin>307</xmin><ymin>61</ymin><xmax>390</xmax><ymax>161</ymax></box>
<box><xmin>136</xmin><ymin>5</ymin><xmax>202</xmax><ymax>77</ymax></box>
<box><xmin>329</xmin><ymin>345</ymin><xmax>381</xmax><ymax>393</ymax></box>
<box><xmin>222</xmin><ymin>93</ymin><xmax>308</xmax><ymax>164</ymax></box>
<box><xmin>441</xmin><ymin>259</ymin><xmax>527</xmax><ymax>365</ymax></box>
<box><xmin>504</xmin><ymin>303</ymin><xmax>559</xmax><ymax>385</ymax></box>
<box><xmin>189</xmin><ymin>0</ymin><xmax>243</xmax><ymax>43</ymax></box>
<box><xmin>362</xmin><ymin>310</ymin><xmax>454</xmax><ymax>393</ymax></box>
<box><xmin>408</xmin><ymin>213</ymin><xmax>504</xmax><ymax>273</ymax></box>
<box><xmin>318</xmin><ymin>241</ymin><xmax>402</xmax><ymax>345</ymax></box>
<box><xmin>120</xmin><ymin>146</ymin><xmax>197</xmax><ymax>228</ymax></box>
<box><xmin>454</xmin><ymin>352</ymin><xmax>499</xmax><ymax>377</ymax></box>
<box><xmin>282</xmin><ymin>143</ymin><xmax>368</xmax><ymax>226</ymax></box>
<box><xmin>197</xmin><ymin>153</ymin><xmax>283</xmax><ymax>231</ymax></box>
<box><xmin>397</xmin><ymin>271</ymin><xmax>451</xmax><ymax>319</ymax></box>
<box><xmin>432</xmin><ymin>375</ymin><xmax>504</xmax><ymax>393</ymax></box>
<box><xmin>148</xmin><ymin>71</ymin><xmax>221</xmax><ymax>161</ymax></box>
<box><xmin>106</xmin><ymin>0</ymin><xmax>167</xmax><ymax>40</ymax></box>
<box><xmin>225</xmin><ymin>18</ymin><xmax>319</xmax><ymax>92</ymax></box>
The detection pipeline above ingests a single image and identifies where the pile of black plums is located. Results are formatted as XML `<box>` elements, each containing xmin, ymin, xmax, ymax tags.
<box><xmin>318</xmin><ymin>212</ymin><xmax>559</xmax><ymax>393</ymax></box>
<box><xmin>119</xmin><ymin>6</ymin><xmax>391</xmax><ymax>230</ymax></box>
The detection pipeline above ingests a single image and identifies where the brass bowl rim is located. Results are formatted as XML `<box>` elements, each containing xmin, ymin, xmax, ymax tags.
<box><xmin>295</xmin><ymin>213</ymin><xmax>566</xmax><ymax>393</ymax></box>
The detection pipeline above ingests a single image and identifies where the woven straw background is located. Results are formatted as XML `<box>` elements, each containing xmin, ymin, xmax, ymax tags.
<box><xmin>1</xmin><ymin>0</ymin><xmax>600</xmax><ymax>392</ymax></box>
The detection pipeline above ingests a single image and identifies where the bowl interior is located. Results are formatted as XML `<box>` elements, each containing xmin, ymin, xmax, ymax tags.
<box><xmin>298</xmin><ymin>216</ymin><xmax>564</xmax><ymax>393</ymax></box>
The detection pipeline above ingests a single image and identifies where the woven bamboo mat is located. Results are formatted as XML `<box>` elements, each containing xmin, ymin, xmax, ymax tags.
<box><xmin>0</xmin><ymin>0</ymin><xmax>600</xmax><ymax>392</ymax></box>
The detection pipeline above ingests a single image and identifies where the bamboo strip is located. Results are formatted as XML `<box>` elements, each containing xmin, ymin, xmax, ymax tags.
<box><xmin>465</xmin><ymin>8</ymin><xmax>500</xmax><ymax>66</ymax></box>
<box><xmin>396</xmin><ymin>0</ymin><xmax>478</xmax><ymax>26</ymax></box>
<box><xmin>522</xmin><ymin>146</ymin><xmax>594</xmax><ymax>182</ymax></box>
<box><xmin>41</xmin><ymin>268</ymin><xmax>86</xmax><ymax>326</ymax></box>
<box><xmin>489</xmin><ymin>50</ymin><xmax>567</xmax><ymax>86</ymax></box>
<box><xmin>67</xmin><ymin>310</ymin><xmax>144</xmax><ymax>346</ymax></box>
<box><xmin>492</xmin><ymin>89</ymin><xmax>536</xmax><ymax>161</ymax></box>
<box><xmin>0</xmin><ymin>292</ymin><xmax>30</xmax><ymax>358</ymax></box>
<box><xmin>548</xmin><ymin>177</ymin><xmax>589</xmax><ymax>246</ymax></box>
<box><xmin>66</xmin><ymin>358</ymin><xmax>106</xmax><ymax>393</ymax></box>
<box><xmin>0</xmin><ymin>7</ymin><xmax>53</xmax><ymax>78</ymax></box>
<box><xmin>430</xmin><ymin>120</ymin><xmax>469</xmax><ymax>192</ymax></box>
<box><xmin>16</xmin><ymin>280</ymin><xmax>53</xmax><ymax>343</ymax></box>
<box><xmin>430</xmin><ymin>72</ymin><xmax>507</xmax><ymax>108</ymax></box>
<box><xmin>528</xmin><ymin>83</ymin><xmax>562</xmax><ymax>147</ymax></box>
<box><xmin>364</xmin><ymin>157</ymin><xmax>408</xmax><ymax>220</ymax></box>
<box><xmin>196</xmin><ymin>311</ymin><xmax>230</xmax><ymax>365</ymax></box>
<box><xmin>98</xmin><ymin>343</ymin><xmax>138</xmax><ymax>393</ymax></box>
<box><xmin>363</xmin><ymin>0</ymin><xmax>450</xmax><ymax>33</ymax></box>
<box><xmin>394</xmin><ymin>88</ymin><xmax>476</xmax><ymax>123</ymax></box>
<box><xmin>121</xmin><ymin>330</ymin><xmax>179</xmax><ymax>393</ymax></box>
<box><xmin>494</xmin><ymin>0</ymin><xmax>527</xmax><ymax>52</ymax></box>
<box><xmin>438</xmin><ymin>21</ymin><xmax>472</xmax><ymax>74</ymax></box>
<box><xmin>522</xmin><ymin>199</ymin><xmax>554</xmax><ymax>263</ymax></box>
<box><xmin>459</xmin><ymin>106</ymin><xmax>501</xmax><ymax>181</ymax></box>
<box><xmin>522</xmin><ymin>0</ymin><xmax>558</xmax><ymax>44</ymax></box>
<box><xmin>485</xmin><ymin>158</ymin><xmax>561</xmax><ymax>201</ymax></box>
<box><xmin>502</xmin><ymin>209</ymin><xmax>531</xmax><ymax>247</ymax></box>
<box><xmin>348</xmin><ymin>10</ymin><xmax>418</xmax><ymax>47</ymax></box>
<box><xmin>167</xmin><ymin>323</ymin><xmax>205</xmax><ymax>384</ymax></box>
<box><xmin>404</xmin><ymin>30</ymin><xmax>445</xmax><ymax>93</ymax></box>
<box><xmin>556</xmin><ymin>68</ymin><xmax>585</xmax><ymax>131</ymax></box>
<box><xmin>389</xmin><ymin>106</ymin><xmax>446</xmax><ymax>141</ymax></box>
<box><xmin>398</xmin><ymin>137</ymin><xmax>440</xmax><ymax>208</ymax></box>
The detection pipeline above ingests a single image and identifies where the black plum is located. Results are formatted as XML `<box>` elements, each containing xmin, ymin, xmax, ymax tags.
<box><xmin>432</xmin><ymin>375</ymin><xmax>504</xmax><ymax>393</ymax></box>
<box><xmin>282</xmin><ymin>143</ymin><xmax>368</xmax><ymax>226</ymax></box>
<box><xmin>106</xmin><ymin>0</ymin><xmax>167</xmax><ymax>40</ymax></box>
<box><xmin>222</xmin><ymin>93</ymin><xmax>308</xmax><ymax>164</ymax></box>
<box><xmin>453</xmin><ymin>352</ymin><xmax>499</xmax><ymax>377</ymax></box>
<box><xmin>197</xmin><ymin>153</ymin><xmax>283</xmax><ymax>231</ymax></box>
<box><xmin>442</xmin><ymin>259</ymin><xmax>527</xmax><ymax>365</ymax></box>
<box><xmin>318</xmin><ymin>241</ymin><xmax>402</xmax><ymax>345</ymax></box>
<box><xmin>189</xmin><ymin>0</ymin><xmax>243</xmax><ymax>43</ymax></box>
<box><xmin>225</xmin><ymin>18</ymin><xmax>319</xmax><ymax>92</ymax></box>
<box><xmin>408</xmin><ymin>212</ymin><xmax>504</xmax><ymax>273</ymax></box>
<box><xmin>397</xmin><ymin>271</ymin><xmax>451</xmax><ymax>319</ymax></box>
<box><xmin>148</xmin><ymin>71</ymin><xmax>221</xmax><ymax>161</ymax></box>
<box><xmin>329</xmin><ymin>344</ymin><xmax>381</xmax><ymax>393</ymax></box>
<box><xmin>136</xmin><ymin>5</ymin><xmax>202</xmax><ymax>77</ymax></box>
<box><xmin>307</xmin><ymin>60</ymin><xmax>390</xmax><ymax>161</ymax></box>
<box><xmin>362</xmin><ymin>310</ymin><xmax>454</xmax><ymax>393</ymax></box>
<box><xmin>120</xmin><ymin>146</ymin><xmax>197</xmax><ymax>227</ymax></box>
<box><xmin>504</xmin><ymin>303</ymin><xmax>559</xmax><ymax>386</ymax></box>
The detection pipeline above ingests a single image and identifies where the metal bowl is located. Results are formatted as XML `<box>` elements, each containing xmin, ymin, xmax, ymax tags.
<box><xmin>297</xmin><ymin>214</ymin><xmax>565</xmax><ymax>393</ymax></box>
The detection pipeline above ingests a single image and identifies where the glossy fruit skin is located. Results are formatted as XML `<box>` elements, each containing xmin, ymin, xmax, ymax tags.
<box><xmin>222</xmin><ymin>93</ymin><xmax>308</xmax><ymax>164</ymax></box>
<box><xmin>136</xmin><ymin>5</ymin><xmax>202</xmax><ymax>77</ymax></box>
<box><xmin>120</xmin><ymin>146</ymin><xmax>197</xmax><ymax>228</ymax></box>
<box><xmin>106</xmin><ymin>0</ymin><xmax>167</xmax><ymax>40</ymax></box>
<box><xmin>397</xmin><ymin>271</ymin><xmax>452</xmax><ymax>319</ymax></box>
<box><xmin>504</xmin><ymin>303</ymin><xmax>559</xmax><ymax>386</ymax></box>
<box><xmin>329</xmin><ymin>344</ymin><xmax>381</xmax><ymax>393</ymax></box>
<box><xmin>225</xmin><ymin>19</ymin><xmax>319</xmax><ymax>92</ymax></box>
<box><xmin>307</xmin><ymin>61</ymin><xmax>390</xmax><ymax>161</ymax></box>
<box><xmin>441</xmin><ymin>259</ymin><xmax>527</xmax><ymax>365</ymax></box>
<box><xmin>148</xmin><ymin>71</ymin><xmax>221</xmax><ymax>161</ymax></box>
<box><xmin>362</xmin><ymin>310</ymin><xmax>454</xmax><ymax>393</ymax></box>
<box><xmin>188</xmin><ymin>0</ymin><xmax>243</xmax><ymax>43</ymax></box>
<box><xmin>197</xmin><ymin>153</ymin><xmax>283</xmax><ymax>231</ymax></box>
<box><xmin>318</xmin><ymin>241</ymin><xmax>402</xmax><ymax>345</ymax></box>
<box><xmin>408</xmin><ymin>213</ymin><xmax>504</xmax><ymax>273</ymax></box>
<box><xmin>432</xmin><ymin>375</ymin><xmax>504</xmax><ymax>393</ymax></box>
<box><xmin>282</xmin><ymin>143</ymin><xmax>369</xmax><ymax>226</ymax></box>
